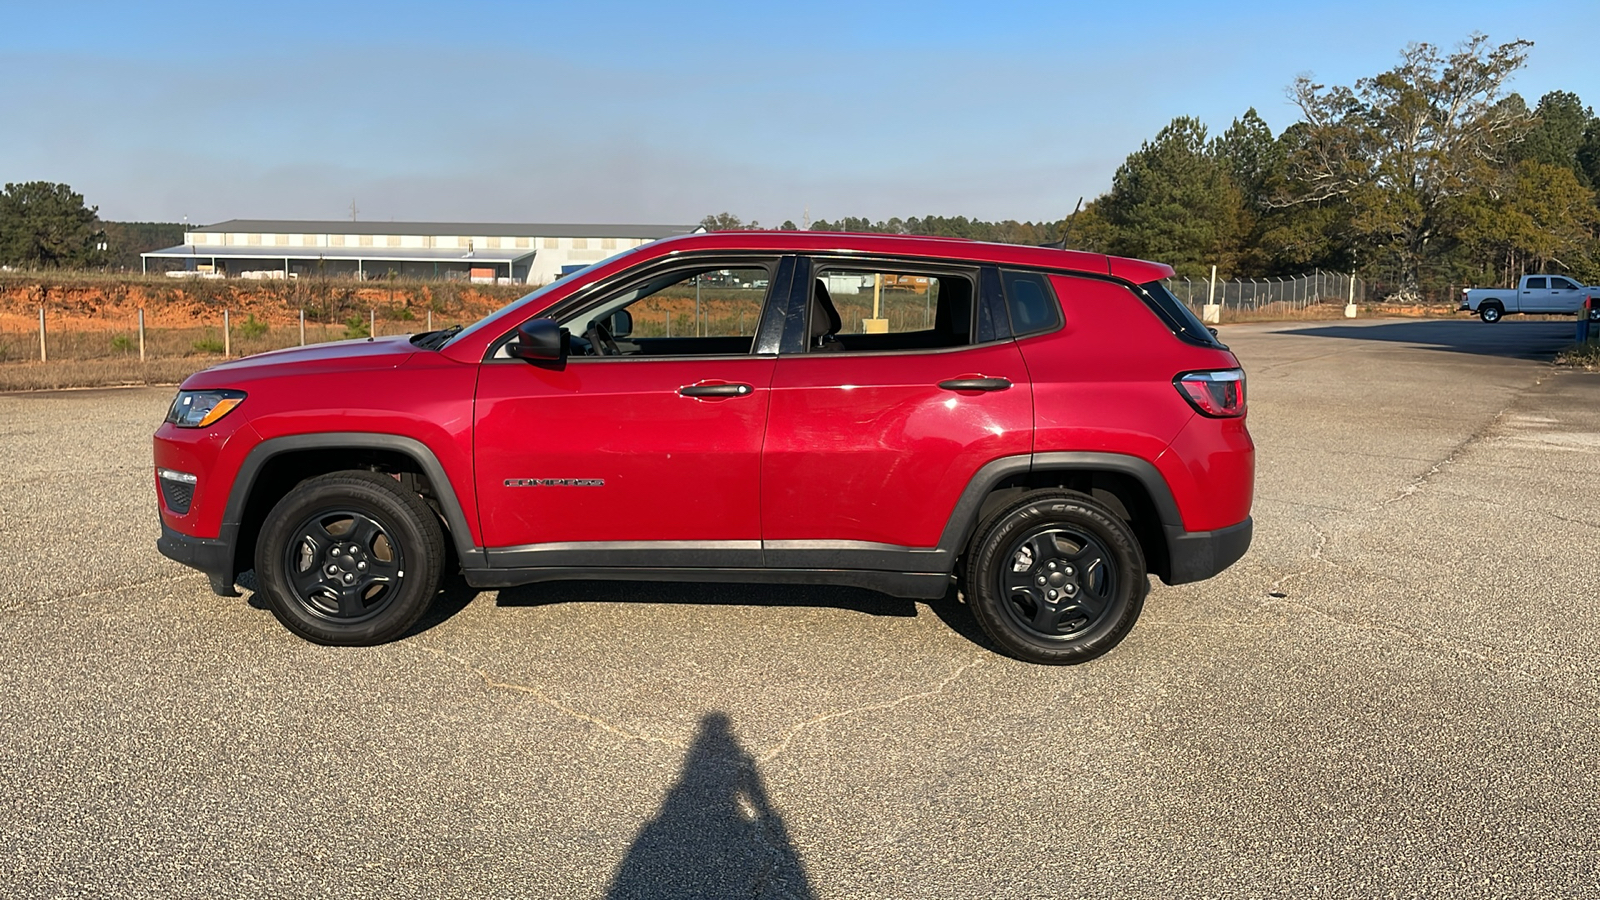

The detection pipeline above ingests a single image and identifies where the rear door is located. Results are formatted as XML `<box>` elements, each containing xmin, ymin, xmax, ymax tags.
<box><xmin>760</xmin><ymin>258</ymin><xmax>1032</xmax><ymax>568</ymax></box>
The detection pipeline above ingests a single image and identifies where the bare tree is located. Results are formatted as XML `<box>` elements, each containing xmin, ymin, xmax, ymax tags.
<box><xmin>1280</xmin><ymin>34</ymin><xmax>1534</xmax><ymax>291</ymax></box>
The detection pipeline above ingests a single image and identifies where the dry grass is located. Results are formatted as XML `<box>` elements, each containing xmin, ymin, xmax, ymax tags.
<box><xmin>0</xmin><ymin>358</ymin><xmax>209</xmax><ymax>392</ymax></box>
<box><xmin>1555</xmin><ymin>337</ymin><xmax>1600</xmax><ymax>371</ymax></box>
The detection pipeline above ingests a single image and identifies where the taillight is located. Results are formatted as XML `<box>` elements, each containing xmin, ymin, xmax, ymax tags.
<box><xmin>1175</xmin><ymin>369</ymin><xmax>1246</xmax><ymax>418</ymax></box>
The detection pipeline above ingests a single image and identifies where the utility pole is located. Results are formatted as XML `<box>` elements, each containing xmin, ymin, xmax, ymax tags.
<box><xmin>349</xmin><ymin>199</ymin><xmax>359</xmax><ymax>222</ymax></box>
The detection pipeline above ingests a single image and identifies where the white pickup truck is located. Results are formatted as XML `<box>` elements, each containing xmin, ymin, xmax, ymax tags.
<box><xmin>1461</xmin><ymin>275</ymin><xmax>1600</xmax><ymax>323</ymax></box>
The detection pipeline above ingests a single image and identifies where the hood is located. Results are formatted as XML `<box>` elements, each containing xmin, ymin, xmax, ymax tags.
<box><xmin>180</xmin><ymin>334</ymin><xmax>418</xmax><ymax>388</ymax></box>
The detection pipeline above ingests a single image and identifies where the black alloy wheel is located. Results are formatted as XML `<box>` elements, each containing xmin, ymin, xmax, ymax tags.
<box><xmin>256</xmin><ymin>470</ymin><xmax>445</xmax><ymax>645</ymax></box>
<box><xmin>282</xmin><ymin>508</ymin><xmax>405</xmax><ymax>624</ymax></box>
<box><xmin>963</xmin><ymin>490</ymin><xmax>1147</xmax><ymax>665</ymax></box>
<box><xmin>997</xmin><ymin>526</ymin><xmax>1118</xmax><ymax>639</ymax></box>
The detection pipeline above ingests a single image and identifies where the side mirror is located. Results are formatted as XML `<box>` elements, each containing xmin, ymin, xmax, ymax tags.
<box><xmin>609</xmin><ymin>309</ymin><xmax>633</xmax><ymax>338</ymax></box>
<box><xmin>508</xmin><ymin>318</ymin><xmax>568</xmax><ymax>362</ymax></box>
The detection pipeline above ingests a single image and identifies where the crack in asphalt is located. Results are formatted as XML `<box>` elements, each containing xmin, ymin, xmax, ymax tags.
<box><xmin>1251</xmin><ymin>388</ymin><xmax>1600</xmax><ymax>716</ymax></box>
<box><xmin>0</xmin><ymin>572</ymin><xmax>195</xmax><ymax>615</ymax></box>
<box><xmin>406</xmin><ymin>642</ymin><xmax>686</xmax><ymax>751</ymax></box>
<box><xmin>1379</xmin><ymin>408</ymin><xmax>1509</xmax><ymax>507</ymax></box>
<box><xmin>1261</xmin><ymin>593</ymin><xmax>1599</xmax><ymax>720</ymax></box>
<box><xmin>408</xmin><ymin>642</ymin><xmax>986</xmax><ymax>769</ymax></box>
<box><xmin>755</xmin><ymin>657</ymin><xmax>985</xmax><ymax>764</ymax></box>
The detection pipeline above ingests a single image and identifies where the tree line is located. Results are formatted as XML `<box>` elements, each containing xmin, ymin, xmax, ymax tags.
<box><xmin>707</xmin><ymin>35</ymin><xmax>1600</xmax><ymax>299</ymax></box>
<box><xmin>0</xmin><ymin>181</ymin><xmax>181</xmax><ymax>271</ymax></box>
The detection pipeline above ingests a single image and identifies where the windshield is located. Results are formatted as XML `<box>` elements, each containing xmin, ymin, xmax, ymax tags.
<box><xmin>433</xmin><ymin>255</ymin><xmax>620</xmax><ymax>350</ymax></box>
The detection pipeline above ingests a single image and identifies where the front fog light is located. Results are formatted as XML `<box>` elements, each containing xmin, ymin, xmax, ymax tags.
<box><xmin>157</xmin><ymin>468</ymin><xmax>198</xmax><ymax>514</ymax></box>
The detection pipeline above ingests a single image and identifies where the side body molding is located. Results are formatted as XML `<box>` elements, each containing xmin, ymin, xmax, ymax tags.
<box><xmin>224</xmin><ymin>432</ymin><xmax>484</xmax><ymax>568</ymax></box>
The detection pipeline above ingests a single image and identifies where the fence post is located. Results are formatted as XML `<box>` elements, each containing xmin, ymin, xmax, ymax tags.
<box><xmin>138</xmin><ymin>308</ymin><xmax>146</xmax><ymax>362</ymax></box>
<box><xmin>370</xmin><ymin>309</ymin><xmax>375</xmax><ymax>339</ymax></box>
<box><xmin>223</xmin><ymin>309</ymin><xmax>231</xmax><ymax>357</ymax></box>
<box><xmin>1203</xmin><ymin>265</ymin><xmax>1220</xmax><ymax>324</ymax></box>
<box><xmin>299</xmin><ymin>308</ymin><xmax>306</xmax><ymax>346</ymax></box>
<box><xmin>38</xmin><ymin>306</ymin><xmax>46</xmax><ymax>362</ymax></box>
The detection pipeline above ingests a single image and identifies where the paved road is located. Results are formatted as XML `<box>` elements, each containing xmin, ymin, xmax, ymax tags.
<box><xmin>1</xmin><ymin>319</ymin><xmax>1596</xmax><ymax>898</ymax></box>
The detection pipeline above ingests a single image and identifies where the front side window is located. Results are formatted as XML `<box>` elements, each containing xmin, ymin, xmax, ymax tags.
<box><xmin>804</xmin><ymin>265</ymin><xmax>975</xmax><ymax>352</ymax></box>
<box><xmin>1552</xmin><ymin>277</ymin><xmax>1579</xmax><ymax>290</ymax></box>
<box><xmin>558</xmin><ymin>264</ymin><xmax>773</xmax><ymax>357</ymax></box>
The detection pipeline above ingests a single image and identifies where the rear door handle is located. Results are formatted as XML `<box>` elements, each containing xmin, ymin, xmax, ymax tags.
<box><xmin>678</xmin><ymin>382</ymin><xmax>755</xmax><ymax>398</ymax></box>
<box><xmin>938</xmin><ymin>377</ymin><xmax>1012</xmax><ymax>392</ymax></box>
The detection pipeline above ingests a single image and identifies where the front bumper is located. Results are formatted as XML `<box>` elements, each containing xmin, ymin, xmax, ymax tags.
<box><xmin>1162</xmin><ymin>517</ymin><xmax>1252</xmax><ymax>585</ymax></box>
<box><xmin>157</xmin><ymin>523</ymin><xmax>241</xmax><ymax>596</ymax></box>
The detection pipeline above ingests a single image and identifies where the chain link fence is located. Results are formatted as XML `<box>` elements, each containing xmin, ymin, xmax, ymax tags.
<box><xmin>1165</xmin><ymin>271</ymin><xmax>1367</xmax><ymax>317</ymax></box>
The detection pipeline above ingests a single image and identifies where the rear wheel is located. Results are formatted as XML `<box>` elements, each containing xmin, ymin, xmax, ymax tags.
<box><xmin>1480</xmin><ymin>302</ymin><xmax>1503</xmax><ymax>323</ymax></box>
<box><xmin>962</xmin><ymin>491</ymin><xmax>1147</xmax><ymax>665</ymax></box>
<box><xmin>255</xmin><ymin>470</ymin><xmax>444</xmax><ymax>645</ymax></box>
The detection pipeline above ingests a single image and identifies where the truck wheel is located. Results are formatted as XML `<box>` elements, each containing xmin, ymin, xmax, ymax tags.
<box><xmin>962</xmin><ymin>491</ymin><xmax>1147</xmax><ymax>665</ymax></box>
<box><xmin>1480</xmin><ymin>303</ymin><xmax>1503</xmax><ymax>323</ymax></box>
<box><xmin>255</xmin><ymin>470</ymin><xmax>445</xmax><ymax>646</ymax></box>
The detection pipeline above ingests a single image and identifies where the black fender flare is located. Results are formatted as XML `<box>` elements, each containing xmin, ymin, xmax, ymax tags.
<box><xmin>935</xmin><ymin>451</ymin><xmax>1183</xmax><ymax>559</ymax></box>
<box><xmin>222</xmin><ymin>432</ymin><xmax>484</xmax><ymax>568</ymax></box>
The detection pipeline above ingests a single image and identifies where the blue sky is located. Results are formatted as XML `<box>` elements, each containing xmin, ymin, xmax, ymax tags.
<box><xmin>0</xmin><ymin>0</ymin><xmax>1596</xmax><ymax>226</ymax></box>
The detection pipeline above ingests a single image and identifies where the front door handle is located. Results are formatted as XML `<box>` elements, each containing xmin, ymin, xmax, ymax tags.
<box><xmin>678</xmin><ymin>382</ymin><xmax>755</xmax><ymax>398</ymax></box>
<box><xmin>938</xmin><ymin>377</ymin><xmax>1012</xmax><ymax>392</ymax></box>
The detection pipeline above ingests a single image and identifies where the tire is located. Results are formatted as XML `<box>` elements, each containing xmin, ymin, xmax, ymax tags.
<box><xmin>255</xmin><ymin>470</ymin><xmax>445</xmax><ymax>645</ymax></box>
<box><xmin>962</xmin><ymin>491</ymin><xmax>1148</xmax><ymax>665</ymax></box>
<box><xmin>1479</xmin><ymin>303</ymin><xmax>1503</xmax><ymax>323</ymax></box>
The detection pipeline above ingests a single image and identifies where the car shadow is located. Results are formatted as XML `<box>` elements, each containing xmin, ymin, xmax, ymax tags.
<box><xmin>1276</xmin><ymin>319</ymin><xmax>1577</xmax><ymax>361</ymax></box>
<box><xmin>405</xmin><ymin>574</ymin><xmax>1005</xmax><ymax>655</ymax></box>
<box><xmin>493</xmin><ymin>578</ymin><xmax>920</xmax><ymax>617</ymax></box>
<box><xmin>606</xmin><ymin>711</ymin><xmax>815</xmax><ymax>900</ymax></box>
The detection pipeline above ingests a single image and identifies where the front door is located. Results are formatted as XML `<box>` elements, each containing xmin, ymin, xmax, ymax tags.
<box><xmin>473</xmin><ymin>259</ymin><xmax>782</xmax><ymax>568</ymax></box>
<box><xmin>1542</xmin><ymin>276</ymin><xmax>1587</xmax><ymax>313</ymax></box>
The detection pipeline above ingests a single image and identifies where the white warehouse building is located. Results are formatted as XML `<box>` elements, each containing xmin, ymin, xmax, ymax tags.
<box><xmin>141</xmin><ymin>219</ymin><xmax>702</xmax><ymax>284</ymax></box>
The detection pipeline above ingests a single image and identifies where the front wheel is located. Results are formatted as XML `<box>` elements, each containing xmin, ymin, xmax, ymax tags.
<box><xmin>256</xmin><ymin>470</ymin><xmax>445</xmax><ymax>645</ymax></box>
<box><xmin>1480</xmin><ymin>303</ymin><xmax>1503</xmax><ymax>323</ymax></box>
<box><xmin>962</xmin><ymin>491</ymin><xmax>1148</xmax><ymax>665</ymax></box>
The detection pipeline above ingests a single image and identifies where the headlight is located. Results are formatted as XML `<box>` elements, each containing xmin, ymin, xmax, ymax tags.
<box><xmin>165</xmin><ymin>389</ymin><xmax>247</xmax><ymax>428</ymax></box>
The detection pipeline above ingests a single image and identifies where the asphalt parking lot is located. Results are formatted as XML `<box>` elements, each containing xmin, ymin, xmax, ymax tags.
<box><xmin>2</xmin><ymin>318</ymin><xmax>1597</xmax><ymax>899</ymax></box>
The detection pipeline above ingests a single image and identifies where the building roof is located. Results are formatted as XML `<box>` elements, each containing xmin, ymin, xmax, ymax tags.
<box><xmin>141</xmin><ymin>244</ymin><xmax>536</xmax><ymax>264</ymax></box>
<box><xmin>190</xmin><ymin>219</ymin><xmax>700</xmax><ymax>239</ymax></box>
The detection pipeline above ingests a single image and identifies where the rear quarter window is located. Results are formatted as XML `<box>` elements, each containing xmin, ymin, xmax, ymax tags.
<box><xmin>1001</xmin><ymin>270</ymin><xmax>1062</xmax><ymax>336</ymax></box>
<box><xmin>1140</xmin><ymin>280</ymin><xmax>1224</xmax><ymax>348</ymax></box>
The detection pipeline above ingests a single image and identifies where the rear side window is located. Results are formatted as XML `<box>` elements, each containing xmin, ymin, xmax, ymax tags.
<box><xmin>1000</xmin><ymin>270</ymin><xmax>1061</xmax><ymax>336</ymax></box>
<box><xmin>1140</xmin><ymin>280</ymin><xmax>1224</xmax><ymax>348</ymax></box>
<box><xmin>1527</xmin><ymin>277</ymin><xmax>1548</xmax><ymax>289</ymax></box>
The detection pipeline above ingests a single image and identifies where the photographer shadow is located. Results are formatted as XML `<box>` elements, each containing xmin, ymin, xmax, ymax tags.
<box><xmin>606</xmin><ymin>712</ymin><xmax>815</xmax><ymax>900</ymax></box>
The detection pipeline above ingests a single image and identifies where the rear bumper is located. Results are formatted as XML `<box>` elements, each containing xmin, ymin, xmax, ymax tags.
<box><xmin>157</xmin><ymin>523</ymin><xmax>241</xmax><ymax>596</ymax></box>
<box><xmin>1162</xmin><ymin>517</ymin><xmax>1252</xmax><ymax>585</ymax></box>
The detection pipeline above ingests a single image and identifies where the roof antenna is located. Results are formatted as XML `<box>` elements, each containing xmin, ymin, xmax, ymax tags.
<box><xmin>1042</xmin><ymin>197</ymin><xmax>1083</xmax><ymax>249</ymax></box>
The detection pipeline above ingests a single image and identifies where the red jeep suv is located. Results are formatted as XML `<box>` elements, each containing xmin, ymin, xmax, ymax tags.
<box><xmin>154</xmin><ymin>231</ymin><xmax>1253</xmax><ymax>664</ymax></box>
